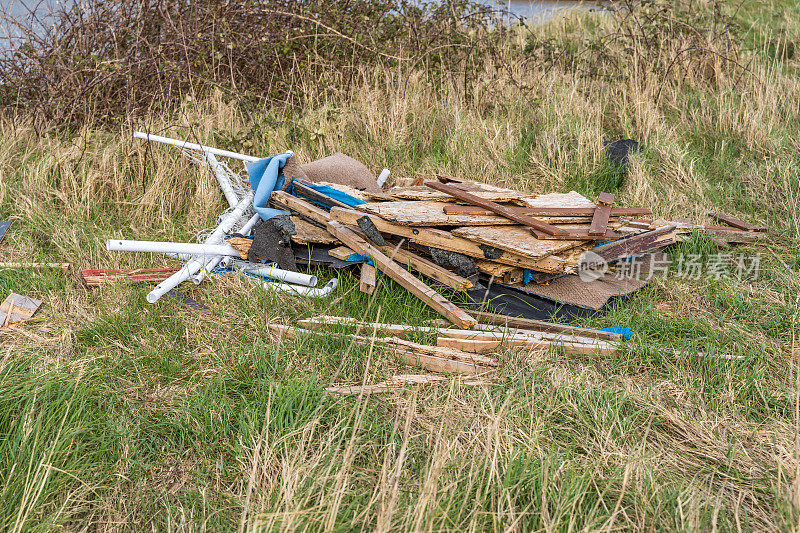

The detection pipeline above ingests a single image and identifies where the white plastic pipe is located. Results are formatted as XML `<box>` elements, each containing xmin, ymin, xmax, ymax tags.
<box><xmin>134</xmin><ymin>131</ymin><xmax>260</xmax><ymax>162</ymax></box>
<box><xmin>107</xmin><ymin>239</ymin><xmax>239</xmax><ymax>257</ymax></box>
<box><xmin>147</xmin><ymin>192</ymin><xmax>254</xmax><ymax>303</ymax></box>
<box><xmin>192</xmin><ymin>210</ymin><xmax>259</xmax><ymax>283</ymax></box>
<box><xmin>377</xmin><ymin>168</ymin><xmax>390</xmax><ymax>188</ymax></box>
<box><xmin>237</xmin><ymin>213</ymin><xmax>261</xmax><ymax>236</ymax></box>
<box><xmin>261</xmin><ymin>278</ymin><xmax>337</xmax><ymax>298</ymax></box>
<box><xmin>242</xmin><ymin>263</ymin><xmax>317</xmax><ymax>287</ymax></box>
<box><xmin>205</xmin><ymin>152</ymin><xmax>239</xmax><ymax>208</ymax></box>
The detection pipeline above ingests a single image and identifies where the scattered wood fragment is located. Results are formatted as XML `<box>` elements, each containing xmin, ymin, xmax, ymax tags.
<box><xmin>709</xmin><ymin>212</ymin><xmax>767</xmax><ymax>232</ymax></box>
<box><xmin>331</xmin><ymin>207</ymin><xmax>571</xmax><ymax>271</ymax></box>
<box><xmin>377</xmin><ymin>242</ymin><xmax>473</xmax><ymax>291</ymax></box>
<box><xmin>426</xmin><ymin>181</ymin><xmax>569</xmax><ymax>237</ymax></box>
<box><xmin>326</xmin><ymin>221</ymin><xmax>477</xmax><ymax>328</ymax></box>
<box><xmin>0</xmin><ymin>262</ymin><xmax>70</xmax><ymax>270</ymax></box>
<box><xmin>270</xmin><ymin>323</ymin><xmax>495</xmax><ymax>375</ymax></box>
<box><xmin>0</xmin><ymin>293</ymin><xmax>42</xmax><ymax>326</ymax></box>
<box><xmin>226</xmin><ymin>237</ymin><xmax>252</xmax><ymax>259</ymax></box>
<box><xmin>359</xmin><ymin>264</ymin><xmax>376</xmax><ymax>295</ymax></box>
<box><xmin>471</xmin><ymin>310</ymin><xmax>622</xmax><ymax>341</ymax></box>
<box><xmin>436</xmin><ymin>335</ymin><xmax>616</xmax><ymax>356</ymax></box>
<box><xmin>325</xmin><ymin>374</ymin><xmax>487</xmax><ymax>395</ymax></box>
<box><xmin>297</xmin><ymin>316</ymin><xmax>619</xmax><ymax>356</ymax></box>
<box><xmin>442</xmin><ymin>205</ymin><xmax>651</xmax><ymax>217</ymax></box>
<box><xmin>590</xmin><ymin>225</ymin><xmax>676</xmax><ymax>264</ymax></box>
<box><xmin>270</xmin><ymin>190</ymin><xmax>333</xmax><ymax>227</ymax></box>
<box><xmin>292</xmin><ymin>217</ymin><xmax>340</xmax><ymax>245</ymax></box>
<box><xmin>451</xmin><ymin>225</ymin><xmax>586</xmax><ymax>260</ymax></box>
<box><xmin>589</xmin><ymin>193</ymin><xmax>615</xmax><ymax>236</ymax></box>
<box><xmin>81</xmin><ymin>267</ymin><xmax>178</xmax><ymax>286</ymax></box>
<box><xmin>328</xmin><ymin>246</ymin><xmax>356</xmax><ymax>261</ymax></box>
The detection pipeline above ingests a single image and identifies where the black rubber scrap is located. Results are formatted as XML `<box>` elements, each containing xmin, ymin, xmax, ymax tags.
<box><xmin>247</xmin><ymin>216</ymin><xmax>297</xmax><ymax>271</ymax></box>
<box><xmin>428</xmin><ymin>247</ymin><xmax>477</xmax><ymax>278</ymax></box>
<box><xmin>604</xmin><ymin>139</ymin><xmax>641</xmax><ymax>170</ymax></box>
<box><xmin>356</xmin><ymin>216</ymin><xmax>387</xmax><ymax>246</ymax></box>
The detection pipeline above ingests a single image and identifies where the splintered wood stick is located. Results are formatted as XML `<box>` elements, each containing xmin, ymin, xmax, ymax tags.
<box><xmin>0</xmin><ymin>262</ymin><xmax>70</xmax><ymax>270</ymax></box>
<box><xmin>425</xmin><ymin>181</ymin><xmax>569</xmax><ymax>237</ymax></box>
<box><xmin>589</xmin><ymin>192</ymin><xmax>615</xmax><ymax>236</ymax></box>
<box><xmin>326</xmin><ymin>221</ymin><xmax>477</xmax><ymax>329</ymax></box>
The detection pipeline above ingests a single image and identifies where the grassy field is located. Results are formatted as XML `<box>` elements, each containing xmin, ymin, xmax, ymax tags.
<box><xmin>1</xmin><ymin>1</ymin><xmax>799</xmax><ymax>530</ymax></box>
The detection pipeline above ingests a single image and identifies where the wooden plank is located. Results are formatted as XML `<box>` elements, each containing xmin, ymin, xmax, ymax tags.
<box><xmin>80</xmin><ymin>267</ymin><xmax>177</xmax><ymax>287</ymax></box>
<box><xmin>270</xmin><ymin>190</ymin><xmax>333</xmax><ymax>227</ymax></box>
<box><xmin>358</xmin><ymin>201</ymin><xmax>598</xmax><ymax>226</ymax></box>
<box><xmin>291</xmin><ymin>216</ymin><xmax>339</xmax><ymax>245</ymax></box>
<box><xmin>328</xmin><ymin>246</ymin><xmax>356</xmax><ymax>261</ymax></box>
<box><xmin>270</xmin><ymin>324</ymin><xmax>496</xmax><ymax>375</ymax></box>
<box><xmin>436</xmin><ymin>336</ymin><xmax>616</xmax><ymax>356</ymax></box>
<box><xmin>0</xmin><ymin>293</ymin><xmax>42</xmax><ymax>325</ymax></box>
<box><xmin>326</xmin><ymin>375</ymin><xmax>447</xmax><ymax>395</ymax></box>
<box><xmin>326</xmin><ymin>222</ymin><xmax>477</xmax><ymax>328</ymax></box>
<box><xmin>297</xmin><ymin>316</ymin><xmax>613</xmax><ymax>347</ymax></box>
<box><xmin>426</xmin><ymin>181</ymin><xmax>569</xmax><ymax>236</ymax></box>
<box><xmin>359</xmin><ymin>264</ymin><xmax>376</xmax><ymax>295</ymax></box>
<box><xmin>471</xmin><ymin>310</ymin><xmax>622</xmax><ymax>341</ymax></box>
<box><xmin>451</xmin><ymin>225</ymin><xmax>586</xmax><ymax>260</ymax></box>
<box><xmin>1</xmin><ymin>262</ymin><xmax>70</xmax><ymax>270</ymax></box>
<box><xmin>364</xmin><ymin>182</ymin><xmax>532</xmax><ymax>203</ymax></box>
<box><xmin>291</xmin><ymin>180</ymin><xmax>351</xmax><ymax>209</ymax></box>
<box><xmin>329</xmin><ymin>207</ymin><xmax>576</xmax><ymax>272</ymax></box>
<box><xmin>709</xmin><ymin>212</ymin><xmax>768</xmax><ymax>232</ymax></box>
<box><xmin>590</xmin><ymin>225</ymin><xmax>676</xmax><ymax>264</ymax></box>
<box><xmin>442</xmin><ymin>205</ymin><xmax>650</xmax><ymax>217</ymax></box>
<box><xmin>377</xmin><ymin>243</ymin><xmax>473</xmax><ymax>291</ymax></box>
<box><xmin>589</xmin><ymin>192</ymin><xmax>615</xmax><ymax>236</ymax></box>
<box><xmin>475</xmin><ymin>260</ymin><xmax>524</xmax><ymax>284</ymax></box>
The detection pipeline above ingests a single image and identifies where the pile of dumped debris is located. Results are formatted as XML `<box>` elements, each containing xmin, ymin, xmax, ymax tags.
<box><xmin>45</xmin><ymin>131</ymin><xmax>763</xmax><ymax>392</ymax></box>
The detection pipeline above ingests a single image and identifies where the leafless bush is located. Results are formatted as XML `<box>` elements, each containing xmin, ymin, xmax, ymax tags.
<box><xmin>0</xmin><ymin>0</ymin><xmax>496</xmax><ymax>127</ymax></box>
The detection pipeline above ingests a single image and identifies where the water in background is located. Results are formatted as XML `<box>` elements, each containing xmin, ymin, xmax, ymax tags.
<box><xmin>476</xmin><ymin>0</ymin><xmax>586</xmax><ymax>23</ymax></box>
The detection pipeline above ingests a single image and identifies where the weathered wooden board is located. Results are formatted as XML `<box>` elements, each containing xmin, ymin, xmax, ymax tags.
<box><xmin>330</xmin><ymin>207</ymin><xmax>579</xmax><ymax>271</ymax></box>
<box><xmin>328</xmin><ymin>246</ymin><xmax>356</xmax><ymax>260</ymax></box>
<box><xmin>379</xmin><ymin>243</ymin><xmax>473</xmax><ymax>291</ymax></box>
<box><xmin>357</xmin><ymin>201</ymin><xmax>600</xmax><ymax>226</ymax></box>
<box><xmin>0</xmin><ymin>293</ymin><xmax>42</xmax><ymax>326</ymax></box>
<box><xmin>451</xmin><ymin>225</ymin><xmax>587</xmax><ymax>259</ymax></box>
<box><xmin>709</xmin><ymin>212</ymin><xmax>768</xmax><ymax>232</ymax></box>
<box><xmin>443</xmin><ymin>205</ymin><xmax>649</xmax><ymax>217</ymax></box>
<box><xmin>327</xmin><ymin>222</ymin><xmax>477</xmax><ymax>328</ymax></box>
<box><xmin>359</xmin><ymin>264</ymin><xmax>377</xmax><ymax>295</ymax></box>
<box><xmin>471</xmin><ymin>310</ymin><xmax>622</xmax><ymax>341</ymax></box>
<box><xmin>516</xmin><ymin>191</ymin><xmax>597</xmax><ymax>208</ymax></box>
<box><xmin>291</xmin><ymin>216</ymin><xmax>339</xmax><ymax>245</ymax></box>
<box><xmin>364</xmin><ymin>181</ymin><xmax>532</xmax><ymax>203</ymax></box>
<box><xmin>589</xmin><ymin>192</ymin><xmax>615</xmax><ymax>236</ymax></box>
<box><xmin>426</xmin><ymin>181</ymin><xmax>569</xmax><ymax>236</ymax></box>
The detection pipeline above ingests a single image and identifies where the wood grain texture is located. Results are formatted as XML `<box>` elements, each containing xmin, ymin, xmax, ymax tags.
<box><xmin>589</xmin><ymin>193</ymin><xmax>615</xmax><ymax>236</ymax></box>
<box><xmin>426</xmin><ymin>181</ymin><xmax>569</xmax><ymax>236</ymax></box>
<box><xmin>326</xmin><ymin>221</ymin><xmax>477</xmax><ymax>328</ymax></box>
<box><xmin>451</xmin><ymin>225</ymin><xmax>586</xmax><ymax>259</ymax></box>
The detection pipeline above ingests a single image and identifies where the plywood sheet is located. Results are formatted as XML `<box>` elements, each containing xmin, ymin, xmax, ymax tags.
<box><xmin>451</xmin><ymin>225</ymin><xmax>586</xmax><ymax>259</ymax></box>
<box><xmin>365</xmin><ymin>182</ymin><xmax>532</xmax><ymax>203</ymax></box>
<box><xmin>516</xmin><ymin>191</ymin><xmax>596</xmax><ymax>208</ymax></box>
<box><xmin>290</xmin><ymin>216</ymin><xmax>339</xmax><ymax>245</ymax></box>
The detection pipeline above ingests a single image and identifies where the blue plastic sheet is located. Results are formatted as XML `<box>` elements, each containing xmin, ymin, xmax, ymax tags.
<box><xmin>246</xmin><ymin>153</ymin><xmax>293</xmax><ymax>220</ymax></box>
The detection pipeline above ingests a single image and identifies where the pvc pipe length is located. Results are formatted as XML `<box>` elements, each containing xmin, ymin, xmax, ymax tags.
<box><xmin>261</xmin><ymin>278</ymin><xmax>337</xmax><ymax>298</ymax></box>
<box><xmin>205</xmin><ymin>152</ymin><xmax>239</xmax><ymax>208</ymax></box>
<box><xmin>134</xmin><ymin>131</ymin><xmax>260</xmax><ymax>162</ymax></box>
<box><xmin>242</xmin><ymin>263</ymin><xmax>317</xmax><ymax>287</ymax></box>
<box><xmin>107</xmin><ymin>239</ymin><xmax>239</xmax><ymax>257</ymax></box>
<box><xmin>147</xmin><ymin>192</ymin><xmax>254</xmax><ymax>303</ymax></box>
